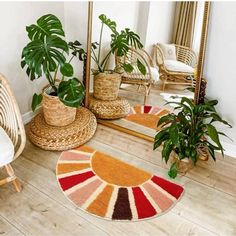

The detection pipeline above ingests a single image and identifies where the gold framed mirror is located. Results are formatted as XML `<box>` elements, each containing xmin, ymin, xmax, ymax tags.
<box><xmin>85</xmin><ymin>1</ymin><xmax>211</xmax><ymax>142</ymax></box>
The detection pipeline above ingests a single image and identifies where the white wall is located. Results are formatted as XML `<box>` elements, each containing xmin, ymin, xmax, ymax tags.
<box><xmin>204</xmin><ymin>2</ymin><xmax>236</xmax><ymax>157</ymax></box>
<box><xmin>92</xmin><ymin>1</ymin><xmax>139</xmax><ymax>70</ymax></box>
<box><xmin>0</xmin><ymin>2</ymin><xmax>64</xmax><ymax>116</ymax></box>
<box><xmin>64</xmin><ymin>2</ymin><xmax>88</xmax><ymax>79</ymax></box>
<box><xmin>143</xmin><ymin>1</ymin><xmax>176</xmax><ymax>54</ymax></box>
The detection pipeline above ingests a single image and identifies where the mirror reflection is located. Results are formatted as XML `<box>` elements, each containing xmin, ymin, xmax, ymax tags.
<box><xmin>90</xmin><ymin>1</ymin><xmax>205</xmax><ymax>139</ymax></box>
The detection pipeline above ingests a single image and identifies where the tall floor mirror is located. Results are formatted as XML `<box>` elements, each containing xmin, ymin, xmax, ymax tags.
<box><xmin>85</xmin><ymin>1</ymin><xmax>211</xmax><ymax>141</ymax></box>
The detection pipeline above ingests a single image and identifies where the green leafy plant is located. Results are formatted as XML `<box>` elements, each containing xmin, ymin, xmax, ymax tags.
<box><xmin>21</xmin><ymin>14</ymin><xmax>85</xmax><ymax>111</ymax></box>
<box><xmin>153</xmin><ymin>97</ymin><xmax>232</xmax><ymax>178</ymax></box>
<box><xmin>91</xmin><ymin>14</ymin><xmax>146</xmax><ymax>75</ymax></box>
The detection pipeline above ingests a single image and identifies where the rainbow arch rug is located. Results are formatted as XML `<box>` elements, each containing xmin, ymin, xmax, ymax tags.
<box><xmin>125</xmin><ymin>105</ymin><xmax>169</xmax><ymax>131</ymax></box>
<box><xmin>56</xmin><ymin>146</ymin><xmax>184</xmax><ymax>221</ymax></box>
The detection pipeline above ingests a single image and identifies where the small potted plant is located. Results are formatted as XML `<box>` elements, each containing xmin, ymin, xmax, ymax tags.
<box><xmin>21</xmin><ymin>14</ymin><xmax>85</xmax><ymax>126</ymax></box>
<box><xmin>92</xmin><ymin>14</ymin><xmax>146</xmax><ymax>101</ymax></box>
<box><xmin>153</xmin><ymin>97</ymin><xmax>232</xmax><ymax>178</ymax></box>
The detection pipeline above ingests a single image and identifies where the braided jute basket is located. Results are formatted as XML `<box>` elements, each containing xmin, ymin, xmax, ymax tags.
<box><xmin>89</xmin><ymin>95</ymin><xmax>130</xmax><ymax>119</ymax></box>
<box><xmin>93</xmin><ymin>72</ymin><xmax>121</xmax><ymax>101</ymax></box>
<box><xmin>28</xmin><ymin>107</ymin><xmax>97</xmax><ymax>151</ymax></box>
<box><xmin>42</xmin><ymin>85</ymin><xmax>76</xmax><ymax>127</ymax></box>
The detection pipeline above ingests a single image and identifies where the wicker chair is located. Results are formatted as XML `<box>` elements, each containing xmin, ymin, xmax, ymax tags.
<box><xmin>116</xmin><ymin>47</ymin><xmax>159</xmax><ymax>105</ymax></box>
<box><xmin>0</xmin><ymin>74</ymin><xmax>26</xmax><ymax>192</ymax></box>
<box><xmin>153</xmin><ymin>43</ymin><xmax>197</xmax><ymax>91</ymax></box>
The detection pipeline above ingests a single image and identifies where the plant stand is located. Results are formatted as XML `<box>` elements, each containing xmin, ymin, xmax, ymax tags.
<box><xmin>28</xmin><ymin>107</ymin><xmax>97</xmax><ymax>151</ymax></box>
<box><xmin>89</xmin><ymin>94</ymin><xmax>130</xmax><ymax>119</ymax></box>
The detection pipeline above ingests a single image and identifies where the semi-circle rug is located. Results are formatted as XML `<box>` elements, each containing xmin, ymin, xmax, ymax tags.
<box><xmin>56</xmin><ymin>146</ymin><xmax>184</xmax><ymax>221</ymax></box>
<box><xmin>125</xmin><ymin>105</ymin><xmax>169</xmax><ymax>131</ymax></box>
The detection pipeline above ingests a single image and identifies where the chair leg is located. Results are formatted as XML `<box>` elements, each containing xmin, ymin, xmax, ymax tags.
<box><xmin>137</xmin><ymin>84</ymin><xmax>141</xmax><ymax>91</ymax></box>
<box><xmin>162</xmin><ymin>81</ymin><xmax>166</xmax><ymax>91</ymax></box>
<box><xmin>143</xmin><ymin>85</ymin><xmax>149</xmax><ymax>105</ymax></box>
<box><xmin>5</xmin><ymin>164</ymin><xmax>21</xmax><ymax>192</ymax></box>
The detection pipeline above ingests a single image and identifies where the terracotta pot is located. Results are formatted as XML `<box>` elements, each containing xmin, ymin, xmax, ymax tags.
<box><xmin>42</xmin><ymin>87</ymin><xmax>76</xmax><ymax>127</ymax></box>
<box><xmin>93</xmin><ymin>72</ymin><xmax>121</xmax><ymax>101</ymax></box>
<box><xmin>171</xmin><ymin>152</ymin><xmax>194</xmax><ymax>175</ymax></box>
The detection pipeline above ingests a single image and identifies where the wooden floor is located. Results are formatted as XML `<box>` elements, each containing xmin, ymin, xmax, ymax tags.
<box><xmin>0</xmin><ymin>85</ymin><xmax>236</xmax><ymax>235</ymax></box>
<box><xmin>0</xmin><ymin>125</ymin><xmax>236</xmax><ymax>236</ymax></box>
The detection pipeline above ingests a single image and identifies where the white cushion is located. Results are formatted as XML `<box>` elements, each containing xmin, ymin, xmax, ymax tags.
<box><xmin>150</xmin><ymin>67</ymin><xmax>160</xmax><ymax>82</ymax></box>
<box><xmin>158</xmin><ymin>43</ymin><xmax>177</xmax><ymax>60</ymax></box>
<box><xmin>0</xmin><ymin>127</ymin><xmax>14</xmax><ymax>166</ymax></box>
<box><xmin>164</xmin><ymin>60</ymin><xmax>194</xmax><ymax>73</ymax></box>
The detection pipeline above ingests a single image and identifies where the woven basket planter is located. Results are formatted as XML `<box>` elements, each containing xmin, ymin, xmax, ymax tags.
<box><xmin>93</xmin><ymin>73</ymin><xmax>121</xmax><ymax>101</ymax></box>
<box><xmin>42</xmin><ymin>87</ymin><xmax>76</xmax><ymax>127</ymax></box>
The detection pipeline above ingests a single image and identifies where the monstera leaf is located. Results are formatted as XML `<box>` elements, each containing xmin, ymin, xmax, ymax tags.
<box><xmin>21</xmin><ymin>35</ymin><xmax>69</xmax><ymax>78</ymax></box>
<box><xmin>26</xmin><ymin>14</ymin><xmax>65</xmax><ymax>40</ymax></box>
<box><xmin>121</xmin><ymin>28</ymin><xmax>143</xmax><ymax>49</ymax></box>
<box><xmin>99</xmin><ymin>14</ymin><xmax>118</xmax><ymax>34</ymax></box>
<box><xmin>111</xmin><ymin>33</ymin><xmax>129</xmax><ymax>56</ymax></box>
<box><xmin>58</xmin><ymin>78</ymin><xmax>85</xmax><ymax>107</ymax></box>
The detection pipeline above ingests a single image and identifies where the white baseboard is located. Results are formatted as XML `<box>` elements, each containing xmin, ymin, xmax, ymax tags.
<box><xmin>22</xmin><ymin>107</ymin><xmax>41</xmax><ymax>124</ymax></box>
<box><xmin>221</xmin><ymin>141</ymin><xmax>236</xmax><ymax>158</ymax></box>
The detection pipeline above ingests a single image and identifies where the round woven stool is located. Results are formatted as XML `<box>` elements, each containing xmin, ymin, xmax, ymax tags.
<box><xmin>28</xmin><ymin>107</ymin><xmax>97</xmax><ymax>151</ymax></box>
<box><xmin>89</xmin><ymin>95</ymin><xmax>130</xmax><ymax>119</ymax></box>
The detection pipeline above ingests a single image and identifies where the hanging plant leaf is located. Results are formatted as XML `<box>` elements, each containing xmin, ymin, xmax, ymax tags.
<box><xmin>58</xmin><ymin>78</ymin><xmax>85</xmax><ymax>107</ymax></box>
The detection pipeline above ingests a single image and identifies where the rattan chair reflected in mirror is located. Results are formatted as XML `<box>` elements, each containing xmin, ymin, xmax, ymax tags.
<box><xmin>115</xmin><ymin>47</ymin><xmax>159</xmax><ymax>105</ymax></box>
<box><xmin>153</xmin><ymin>43</ymin><xmax>197</xmax><ymax>91</ymax></box>
<box><xmin>0</xmin><ymin>74</ymin><xmax>26</xmax><ymax>192</ymax></box>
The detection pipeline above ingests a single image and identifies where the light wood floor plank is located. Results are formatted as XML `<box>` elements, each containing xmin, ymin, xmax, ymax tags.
<box><xmin>0</xmin><ymin>215</ymin><xmax>24</xmax><ymax>236</ymax></box>
<box><xmin>0</xmin><ymin>180</ymin><xmax>108</xmax><ymax>236</ymax></box>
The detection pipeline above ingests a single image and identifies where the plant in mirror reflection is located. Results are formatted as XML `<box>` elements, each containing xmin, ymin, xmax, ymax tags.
<box><xmin>91</xmin><ymin>14</ymin><xmax>146</xmax><ymax>75</ymax></box>
<box><xmin>153</xmin><ymin>97</ymin><xmax>232</xmax><ymax>178</ymax></box>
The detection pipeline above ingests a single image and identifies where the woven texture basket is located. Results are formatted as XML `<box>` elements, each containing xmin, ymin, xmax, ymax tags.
<box><xmin>28</xmin><ymin>107</ymin><xmax>97</xmax><ymax>151</ymax></box>
<box><xmin>89</xmin><ymin>95</ymin><xmax>130</xmax><ymax>119</ymax></box>
<box><xmin>42</xmin><ymin>88</ymin><xmax>76</xmax><ymax>127</ymax></box>
<box><xmin>93</xmin><ymin>73</ymin><xmax>121</xmax><ymax>101</ymax></box>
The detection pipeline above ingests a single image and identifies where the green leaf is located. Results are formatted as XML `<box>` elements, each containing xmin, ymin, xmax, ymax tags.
<box><xmin>26</xmin><ymin>14</ymin><xmax>65</xmax><ymax>40</ymax></box>
<box><xmin>99</xmin><ymin>14</ymin><xmax>118</xmax><ymax>34</ymax></box>
<box><xmin>58</xmin><ymin>78</ymin><xmax>85</xmax><ymax>107</ymax></box>
<box><xmin>31</xmin><ymin>93</ymin><xmax>43</xmax><ymax>112</ymax></box>
<box><xmin>168</xmin><ymin>162</ymin><xmax>178</xmax><ymax>179</ymax></box>
<box><xmin>22</xmin><ymin>35</ymin><xmax>68</xmax><ymax>78</ymax></box>
<box><xmin>121</xmin><ymin>28</ymin><xmax>143</xmax><ymax>49</ymax></box>
<box><xmin>206</xmin><ymin>124</ymin><xmax>223</xmax><ymax>155</ymax></box>
<box><xmin>60</xmin><ymin>63</ymin><xmax>74</xmax><ymax>77</ymax></box>
<box><xmin>170</xmin><ymin>123</ymin><xmax>179</xmax><ymax>147</ymax></box>
<box><xmin>162</xmin><ymin>140</ymin><xmax>173</xmax><ymax>164</ymax></box>
<box><xmin>137</xmin><ymin>59</ymin><xmax>146</xmax><ymax>75</ymax></box>
<box><xmin>210</xmin><ymin>113</ymin><xmax>232</xmax><ymax>127</ymax></box>
<box><xmin>123</xmin><ymin>63</ymin><xmax>134</xmax><ymax>73</ymax></box>
<box><xmin>157</xmin><ymin>114</ymin><xmax>175</xmax><ymax>127</ymax></box>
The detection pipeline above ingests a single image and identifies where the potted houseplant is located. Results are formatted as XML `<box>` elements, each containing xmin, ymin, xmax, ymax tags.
<box><xmin>21</xmin><ymin>14</ymin><xmax>85</xmax><ymax>126</ymax></box>
<box><xmin>153</xmin><ymin>97</ymin><xmax>232</xmax><ymax>178</ymax></box>
<box><xmin>92</xmin><ymin>14</ymin><xmax>146</xmax><ymax>101</ymax></box>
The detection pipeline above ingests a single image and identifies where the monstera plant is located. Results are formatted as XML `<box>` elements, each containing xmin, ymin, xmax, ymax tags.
<box><xmin>92</xmin><ymin>14</ymin><xmax>146</xmax><ymax>101</ymax></box>
<box><xmin>154</xmin><ymin>97</ymin><xmax>232</xmax><ymax>178</ymax></box>
<box><xmin>21</xmin><ymin>14</ymin><xmax>85</xmax><ymax>114</ymax></box>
